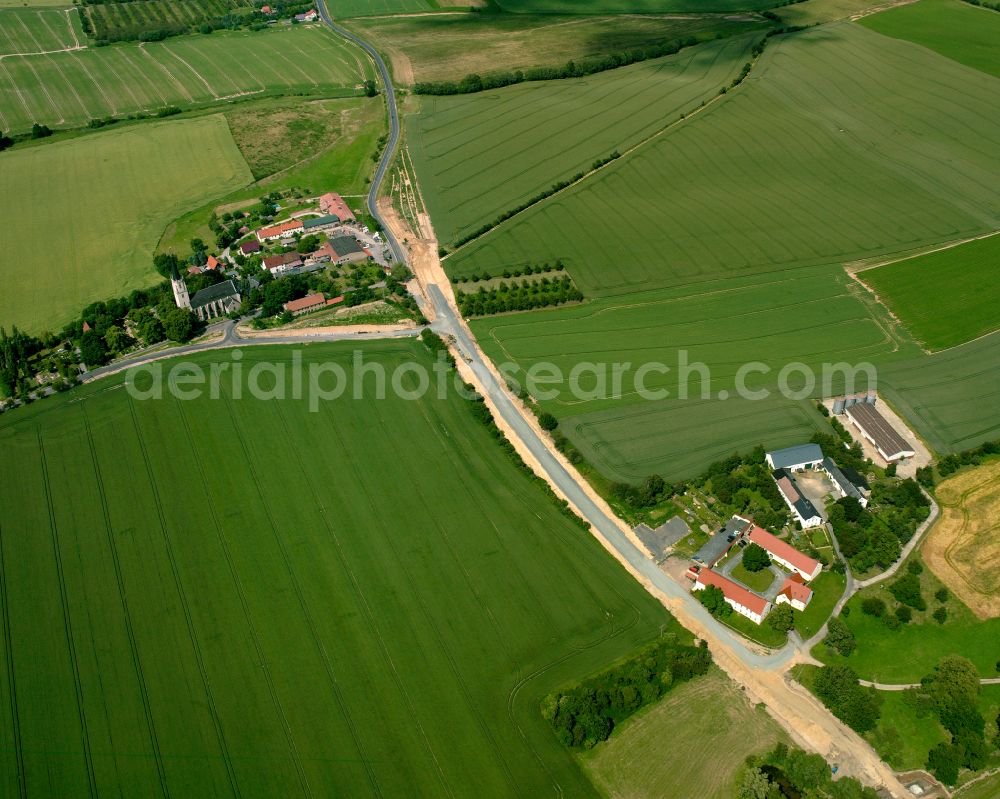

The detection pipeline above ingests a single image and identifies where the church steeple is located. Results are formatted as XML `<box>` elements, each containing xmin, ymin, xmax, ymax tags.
<box><xmin>170</xmin><ymin>259</ymin><xmax>191</xmax><ymax>309</ymax></box>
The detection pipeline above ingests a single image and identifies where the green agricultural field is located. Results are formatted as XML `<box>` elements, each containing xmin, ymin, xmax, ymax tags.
<box><xmin>408</xmin><ymin>33</ymin><xmax>761</xmax><ymax>245</ymax></box>
<box><xmin>0</xmin><ymin>7</ymin><xmax>82</xmax><ymax>55</ymax></box>
<box><xmin>0</xmin><ymin>25</ymin><xmax>370</xmax><ymax>134</ymax></box>
<box><xmin>775</xmin><ymin>0</ymin><xmax>881</xmax><ymax>26</ymax></box>
<box><xmin>859</xmin><ymin>0</ymin><xmax>1000</xmax><ymax>79</ymax></box>
<box><xmin>0</xmin><ymin>0</ymin><xmax>70</xmax><ymax>6</ymax></box>
<box><xmin>472</xmin><ymin>267</ymin><xmax>896</xmax><ymax>481</ymax></box>
<box><xmin>0</xmin><ymin>340</ymin><xmax>676</xmax><ymax>797</ymax></box>
<box><xmin>579</xmin><ymin>668</ymin><xmax>788</xmax><ymax>799</ymax></box>
<box><xmin>859</xmin><ymin>234</ymin><xmax>1000</xmax><ymax>351</ymax></box>
<box><xmin>350</xmin><ymin>11</ymin><xmax>764</xmax><ymax>86</ymax></box>
<box><xmin>496</xmin><ymin>0</ymin><xmax>774</xmax><ymax>11</ymax></box>
<box><xmin>0</xmin><ymin>115</ymin><xmax>252</xmax><ymax>332</ymax></box>
<box><xmin>327</xmin><ymin>0</ymin><xmax>434</xmax><ymax>16</ymax></box>
<box><xmin>157</xmin><ymin>95</ymin><xmax>384</xmax><ymax>256</ymax></box>
<box><xmin>444</xmin><ymin>24</ymin><xmax>1000</xmax><ymax>294</ymax></box>
<box><xmin>83</xmin><ymin>0</ymin><xmax>250</xmax><ymax>42</ymax></box>
<box><xmin>423</xmin><ymin>23</ymin><xmax>1000</xmax><ymax>481</ymax></box>
<box><xmin>879</xmin><ymin>332</ymin><xmax>1000</xmax><ymax>455</ymax></box>
<box><xmin>814</xmin><ymin>561</ymin><xmax>1000</xmax><ymax>682</ymax></box>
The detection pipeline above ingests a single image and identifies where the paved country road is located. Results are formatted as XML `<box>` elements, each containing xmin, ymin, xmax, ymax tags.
<box><xmin>81</xmin><ymin>319</ymin><xmax>420</xmax><ymax>382</ymax></box>
<box><xmin>296</xmin><ymin>11</ymin><xmax>915</xmax><ymax>793</ymax></box>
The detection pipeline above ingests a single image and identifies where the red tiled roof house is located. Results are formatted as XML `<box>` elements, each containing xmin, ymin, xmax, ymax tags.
<box><xmin>776</xmin><ymin>574</ymin><xmax>813</xmax><ymax>612</ymax></box>
<box><xmin>747</xmin><ymin>525</ymin><xmax>821</xmax><ymax>581</ymax></box>
<box><xmin>691</xmin><ymin>568</ymin><xmax>770</xmax><ymax>625</ymax></box>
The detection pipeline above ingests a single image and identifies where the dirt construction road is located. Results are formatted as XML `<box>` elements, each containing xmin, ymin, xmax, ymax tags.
<box><xmin>379</xmin><ymin>201</ymin><xmax>911</xmax><ymax>798</ymax></box>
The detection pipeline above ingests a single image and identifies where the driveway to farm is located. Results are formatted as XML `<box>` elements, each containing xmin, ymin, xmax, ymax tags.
<box><xmin>317</xmin><ymin>11</ymin><xmax>911</xmax><ymax>796</ymax></box>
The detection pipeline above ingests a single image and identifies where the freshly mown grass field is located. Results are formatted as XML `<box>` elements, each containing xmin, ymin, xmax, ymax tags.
<box><xmin>859</xmin><ymin>0</ymin><xmax>1000</xmax><ymax>79</ymax></box>
<box><xmin>350</xmin><ymin>11</ymin><xmax>764</xmax><ymax>86</ymax></box>
<box><xmin>408</xmin><ymin>33</ymin><xmax>760</xmax><ymax>246</ymax></box>
<box><xmin>0</xmin><ymin>25</ymin><xmax>370</xmax><ymax>134</ymax></box>
<box><xmin>158</xmin><ymin>94</ymin><xmax>384</xmax><ymax>255</ymax></box>
<box><xmin>444</xmin><ymin>24</ymin><xmax>1000</xmax><ymax>294</ymax></box>
<box><xmin>472</xmin><ymin>267</ymin><xmax>894</xmax><ymax>481</ymax></box>
<box><xmin>0</xmin><ymin>340</ymin><xmax>677</xmax><ymax>797</ymax></box>
<box><xmin>579</xmin><ymin>668</ymin><xmax>788</xmax><ymax>799</ymax></box>
<box><xmin>814</xmin><ymin>558</ymin><xmax>1000</xmax><ymax>682</ymax></box>
<box><xmin>859</xmin><ymin>234</ymin><xmax>1000</xmax><ymax>351</ymax></box>
<box><xmin>795</xmin><ymin>571</ymin><xmax>847</xmax><ymax>640</ymax></box>
<box><xmin>0</xmin><ymin>115</ymin><xmax>252</xmax><ymax>332</ymax></box>
<box><xmin>0</xmin><ymin>6</ymin><xmax>82</xmax><ymax>55</ymax></box>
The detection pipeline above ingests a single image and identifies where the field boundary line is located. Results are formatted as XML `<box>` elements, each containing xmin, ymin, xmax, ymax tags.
<box><xmin>0</xmin><ymin>518</ymin><xmax>26</xmax><ymax>798</ymax></box>
<box><xmin>276</xmin><ymin>399</ymin><xmax>454</xmax><ymax>798</ymax></box>
<box><xmin>219</xmin><ymin>390</ymin><xmax>386</xmax><ymax>799</ymax></box>
<box><xmin>441</xmin><ymin>32</ymin><xmax>768</xmax><ymax>257</ymax></box>
<box><xmin>36</xmin><ymin>432</ymin><xmax>99</xmax><ymax>798</ymax></box>
<box><xmin>849</xmin><ymin>229</ymin><xmax>1000</xmax><ymax>274</ymax></box>
<box><xmin>80</xmin><ymin>406</ymin><xmax>170</xmax><ymax>799</ymax></box>
<box><xmin>173</xmin><ymin>400</ymin><xmax>313</xmax><ymax>798</ymax></box>
<box><xmin>125</xmin><ymin>399</ymin><xmax>242</xmax><ymax>798</ymax></box>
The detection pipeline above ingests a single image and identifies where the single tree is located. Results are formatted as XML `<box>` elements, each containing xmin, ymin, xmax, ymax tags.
<box><xmin>742</xmin><ymin>542</ymin><xmax>771</xmax><ymax>573</ymax></box>
<box><xmin>768</xmin><ymin>603</ymin><xmax>794</xmax><ymax>632</ymax></box>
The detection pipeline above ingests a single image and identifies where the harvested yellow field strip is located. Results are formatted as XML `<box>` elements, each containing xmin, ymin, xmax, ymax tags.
<box><xmin>923</xmin><ymin>459</ymin><xmax>1000</xmax><ymax>618</ymax></box>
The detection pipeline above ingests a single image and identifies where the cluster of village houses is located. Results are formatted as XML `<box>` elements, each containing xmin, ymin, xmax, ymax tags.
<box><xmin>686</xmin><ymin>397</ymin><xmax>915</xmax><ymax>625</ymax></box>
<box><xmin>170</xmin><ymin>192</ymin><xmax>387</xmax><ymax>322</ymax></box>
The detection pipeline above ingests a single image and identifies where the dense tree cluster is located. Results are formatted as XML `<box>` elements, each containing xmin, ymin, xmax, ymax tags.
<box><xmin>822</xmin><ymin>616</ymin><xmax>856</xmax><ymax>656</ymax></box>
<box><xmin>812</xmin><ymin>664</ymin><xmax>882</xmax><ymax>733</ymax></box>
<box><xmin>962</xmin><ymin>0</ymin><xmax>1000</xmax><ymax>11</ymax></box>
<box><xmin>543</xmin><ymin>636</ymin><xmax>711</xmax><ymax>749</ymax></box>
<box><xmin>696</xmin><ymin>584</ymin><xmax>732</xmax><ymax>619</ymax></box>
<box><xmin>457</xmin><ymin>275</ymin><xmax>582</xmax><ymax>317</ymax></box>
<box><xmin>741</xmin><ymin>743</ymin><xmax>880</xmax><ymax>799</ymax></box>
<box><xmin>742</xmin><ymin>543</ymin><xmax>771</xmax><ymax>573</ymax></box>
<box><xmin>826</xmin><ymin>475</ymin><xmax>930</xmax><ymax>574</ymax></box>
<box><xmin>910</xmin><ymin>656</ymin><xmax>994</xmax><ymax>784</ymax></box>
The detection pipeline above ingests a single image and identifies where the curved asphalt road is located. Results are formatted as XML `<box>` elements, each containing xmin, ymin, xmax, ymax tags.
<box><xmin>317</xmin><ymin>0</ymin><xmax>795</xmax><ymax>672</ymax></box>
<box><xmin>316</xmin><ymin>0</ymin><xmax>406</xmax><ymax>264</ymax></box>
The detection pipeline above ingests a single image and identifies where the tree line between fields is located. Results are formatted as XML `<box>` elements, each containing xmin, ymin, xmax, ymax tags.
<box><xmin>79</xmin><ymin>0</ymin><xmax>315</xmax><ymax>45</ymax></box>
<box><xmin>457</xmin><ymin>273</ymin><xmax>582</xmax><ymax>317</ymax></box>
<box><xmin>808</xmin><ymin>655</ymin><xmax>1000</xmax><ymax>786</ymax></box>
<box><xmin>438</xmin><ymin>27</ymin><xmax>810</xmax><ymax>251</ymax></box>
<box><xmin>414</xmin><ymin>21</ymin><xmax>809</xmax><ymax>100</ymax></box>
<box><xmin>542</xmin><ymin>635</ymin><xmax>711</xmax><ymax>749</ymax></box>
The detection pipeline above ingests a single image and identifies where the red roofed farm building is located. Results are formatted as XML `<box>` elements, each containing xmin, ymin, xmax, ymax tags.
<box><xmin>747</xmin><ymin>525</ymin><xmax>821</xmax><ymax>581</ymax></box>
<box><xmin>257</xmin><ymin>220</ymin><xmax>304</xmax><ymax>242</ymax></box>
<box><xmin>319</xmin><ymin>192</ymin><xmax>355</xmax><ymax>222</ymax></box>
<box><xmin>690</xmin><ymin>567</ymin><xmax>770</xmax><ymax>625</ymax></box>
<box><xmin>776</xmin><ymin>574</ymin><xmax>813</xmax><ymax>611</ymax></box>
<box><xmin>283</xmin><ymin>293</ymin><xmax>326</xmax><ymax>316</ymax></box>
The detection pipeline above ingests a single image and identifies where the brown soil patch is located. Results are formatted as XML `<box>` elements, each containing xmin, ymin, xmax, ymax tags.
<box><xmin>923</xmin><ymin>459</ymin><xmax>1000</xmax><ymax>619</ymax></box>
